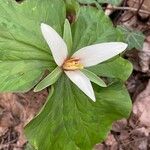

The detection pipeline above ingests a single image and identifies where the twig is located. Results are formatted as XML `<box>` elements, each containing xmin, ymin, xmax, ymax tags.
<box><xmin>136</xmin><ymin>0</ymin><xmax>145</xmax><ymax>15</ymax></box>
<box><xmin>106</xmin><ymin>6</ymin><xmax>150</xmax><ymax>15</ymax></box>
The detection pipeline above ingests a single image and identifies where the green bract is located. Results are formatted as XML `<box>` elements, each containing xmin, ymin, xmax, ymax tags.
<box><xmin>34</xmin><ymin>67</ymin><xmax>62</xmax><ymax>92</ymax></box>
<box><xmin>63</xmin><ymin>19</ymin><xmax>73</xmax><ymax>54</ymax></box>
<box><xmin>81</xmin><ymin>69</ymin><xmax>107</xmax><ymax>87</ymax></box>
<box><xmin>0</xmin><ymin>0</ymin><xmax>132</xmax><ymax>150</ymax></box>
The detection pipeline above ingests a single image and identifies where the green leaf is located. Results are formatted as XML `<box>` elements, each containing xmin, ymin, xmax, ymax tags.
<box><xmin>77</xmin><ymin>0</ymin><xmax>122</xmax><ymax>5</ymax></box>
<box><xmin>0</xmin><ymin>0</ymin><xmax>66</xmax><ymax>92</ymax></box>
<box><xmin>64</xmin><ymin>0</ymin><xmax>80</xmax><ymax>13</ymax></box>
<box><xmin>97</xmin><ymin>0</ymin><xmax>122</xmax><ymax>5</ymax></box>
<box><xmin>117</xmin><ymin>26</ymin><xmax>145</xmax><ymax>50</ymax></box>
<box><xmin>77</xmin><ymin>0</ymin><xmax>96</xmax><ymax>4</ymax></box>
<box><xmin>71</xmin><ymin>7</ymin><xmax>132</xmax><ymax>81</ymax></box>
<box><xmin>71</xmin><ymin>6</ymin><xmax>119</xmax><ymax>53</ymax></box>
<box><xmin>0</xmin><ymin>61</ymin><xmax>50</xmax><ymax>92</ymax></box>
<box><xmin>89</xmin><ymin>57</ymin><xmax>133</xmax><ymax>81</ymax></box>
<box><xmin>81</xmin><ymin>69</ymin><xmax>107</xmax><ymax>87</ymax></box>
<box><xmin>34</xmin><ymin>67</ymin><xmax>62</xmax><ymax>92</ymax></box>
<box><xmin>63</xmin><ymin>19</ymin><xmax>72</xmax><ymax>54</ymax></box>
<box><xmin>25</xmin><ymin>75</ymin><xmax>132</xmax><ymax>150</ymax></box>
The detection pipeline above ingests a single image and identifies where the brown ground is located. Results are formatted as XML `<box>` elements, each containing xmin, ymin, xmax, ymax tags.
<box><xmin>0</xmin><ymin>0</ymin><xmax>150</xmax><ymax>150</ymax></box>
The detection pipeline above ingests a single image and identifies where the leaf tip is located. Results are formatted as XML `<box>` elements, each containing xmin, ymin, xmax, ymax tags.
<box><xmin>33</xmin><ymin>87</ymin><xmax>39</xmax><ymax>93</ymax></box>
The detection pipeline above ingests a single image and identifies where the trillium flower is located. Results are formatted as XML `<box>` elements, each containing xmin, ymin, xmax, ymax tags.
<box><xmin>34</xmin><ymin>21</ymin><xmax>127</xmax><ymax>102</ymax></box>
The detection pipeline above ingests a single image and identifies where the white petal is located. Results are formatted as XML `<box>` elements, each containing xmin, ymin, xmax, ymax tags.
<box><xmin>72</xmin><ymin>42</ymin><xmax>127</xmax><ymax>67</ymax></box>
<box><xmin>65</xmin><ymin>70</ymin><xmax>96</xmax><ymax>102</ymax></box>
<box><xmin>41</xmin><ymin>23</ymin><xmax>68</xmax><ymax>66</ymax></box>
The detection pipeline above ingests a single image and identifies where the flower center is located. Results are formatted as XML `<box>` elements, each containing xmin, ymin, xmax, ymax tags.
<box><xmin>63</xmin><ymin>58</ymin><xmax>84</xmax><ymax>71</ymax></box>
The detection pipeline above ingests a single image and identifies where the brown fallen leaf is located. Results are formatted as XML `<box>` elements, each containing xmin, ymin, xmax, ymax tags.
<box><xmin>112</xmin><ymin>119</ymin><xmax>128</xmax><ymax>132</ymax></box>
<box><xmin>132</xmin><ymin>127</ymin><xmax>150</xmax><ymax>137</ymax></box>
<box><xmin>138</xmin><ymin>36</ymin><xmax>150</xmax><ymax>73</ymax></box>
<box><xmin>127</xmin><ymin>0</ymin><xmax>150</xmax><ymax>18</ymax></box>
<box><xmin>94</xmin><ymin>133</ymin><xmax>118</xmax><ymax>150</ymax></box>
<box><xmin>105</xmin><ymin>134</ymin><xmax>118</xmax><ymax>150</ymax></box>
<box><xmin>133</xmin><ymin>80</ymin><xmax>150</xmax><ymax>127</ymax></box>
<box><xmin>0</xmin><ymin>90</ymin><xmax>48</xmax><ymax>149</ymax></box>
<box><xmin>94</xmin><ymin>143</ymin><xmax>105</xmax><ymax>150</ymax></box>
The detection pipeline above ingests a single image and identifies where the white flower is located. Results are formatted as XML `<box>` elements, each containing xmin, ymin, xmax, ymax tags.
<box><xmin>40</xmin><ymin>23</ymin><xmax>127</xmax><ymax>102</ymax></box>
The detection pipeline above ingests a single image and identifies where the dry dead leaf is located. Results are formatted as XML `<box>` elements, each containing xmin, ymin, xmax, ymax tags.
<box><xmin>127</xmin><ymin>0</ymin><xmax>150</xmax><ymax>18</ymax></box>
<box><xmin>132</xmin><ymin>127</ymin><xmax>150</xmax><ymax>137</ymax></box>
<box><xmin>105</xmin><ymin>134</ymin><xmax>118</xmax><ymax>150</ymax></box>
<box><xmin>133</xmin><ymin>80</ymin><xmax>150</xmax><ymax>127</ymax></box>
<box><xmin>112</xmin><ymin>119</ymin><xmax>128</xmax><ymax>132</ymax></box>
<box><xmin>0</xmin><ymin>91</ymin><xmax>48</xmax><ymax>149</ymax></box>
<box><xmin>138</xmin><ymin>36</ymin><xmax>150</xmax><ymax>72</ymax></box>
<box><xmin>94</xmin><ymin>144</ymin><xmax>105</xmax><ymax>150</ymax></box>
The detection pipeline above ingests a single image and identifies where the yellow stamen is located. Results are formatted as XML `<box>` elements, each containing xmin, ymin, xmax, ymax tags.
<box><xmin>63</xmin><ymin>58</ymin><xmax>84</xmax><ymax>71</ymax></box>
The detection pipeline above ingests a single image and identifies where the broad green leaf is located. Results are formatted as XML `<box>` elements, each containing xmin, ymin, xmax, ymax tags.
<box><xmin>89</xmin><ymin>57</ymin><xmax>133</xmax><ymax>81</ymax></box>
<box><xmin>71</xmin><ymin>6</ymin><xmax>118</xmax><ymax>52</ymax></box>
<box><xmin>82</xmin><ymin>69</ymin><xmax>107</xmax><ymax>87</ymax></box>
<box><xmin>77</xmin><ymin>0</ymin><xmax>96</xmax><ymax>4</ymax></box>
<box><xmin>0</xmin><ymin>0</ymin><xmax>66</xmax><ymax>92</ymax></box>
<box><xmin>25</xmin><ymin>75</ymin><xmax>132</xmax><ymax>150</ymax></box>
<box><xmin>97</xmin><ymin>0</ymin><xmax>122</xmax><ymax>5</ymax></box>
<box><xmin>64</xmin><ymin>0</ymin><xmax>80</xmax><ymax>13</ymax></box>
<box><xmin>71</xmin><ymin>7</ymin><xmax>132</xmax><ymax>81</ymax></box>
<box><xmin>34</xmin><ymin>67</ymin><xmax>62</xmax><ymax>92</ymax></box>
<box><xmin>63</xmin><ymin>19</ymin><xmax>72</xmax><ymax>54</ymax></box>
<box><xmin>0</xmin><ymin>60</ymin><xmax>51</xmax><ymax>92</ymax></box>
<box><xmin>117</xmin><ymin>26</ymin><xmax>145</xmax><ymax>50</ymax></box>
<box><xmin>77</xmin><ymin>0</ymin><xmax>122</xmax><ymax>5</ymax></box>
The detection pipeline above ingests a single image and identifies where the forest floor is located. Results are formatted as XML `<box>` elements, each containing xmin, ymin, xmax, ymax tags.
<box><xmin>0</xmin><ymin>0</ymin><xmax>150</xmax><ymax>149</ymax></box>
